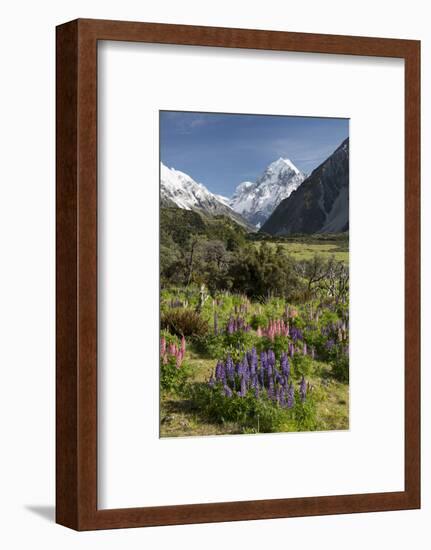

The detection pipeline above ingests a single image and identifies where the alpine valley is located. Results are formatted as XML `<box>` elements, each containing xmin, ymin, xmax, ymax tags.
<box><xmin>159</xmin><ymin>137</ymin><xmax>350</xmax><ymax>438</ymax></box>
<box><xmin>160</xmin><ymin>138</ymin><xmax>348</xmax><ymax>236</ymax></box>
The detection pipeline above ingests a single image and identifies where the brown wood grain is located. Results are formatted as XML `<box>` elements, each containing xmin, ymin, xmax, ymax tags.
<box><xmin>56</xmin><ymin>18</ymin><xmax>421</xmax><ymax>531</ymax></box>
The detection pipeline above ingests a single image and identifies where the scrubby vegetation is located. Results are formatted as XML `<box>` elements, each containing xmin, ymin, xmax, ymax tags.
<box><xmin>159</xmin><ymin>208</ymin><xmax>349</xmax><ymax>437</ymax></box>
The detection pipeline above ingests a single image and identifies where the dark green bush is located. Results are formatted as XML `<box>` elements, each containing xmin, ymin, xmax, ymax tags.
<box><xmin>250</xmin><ymin>313</ymin><xmax>268</xmax><ymax>330</ymax></box>
<box><xmin>331</xmin><ymin>353</ymin><xmax>349</xmax><ymax>383</ymax></box>
<box><xmin>161</xmin><ymin>308</ymin><xmax>208</xmax><ymax>337</ymax></box>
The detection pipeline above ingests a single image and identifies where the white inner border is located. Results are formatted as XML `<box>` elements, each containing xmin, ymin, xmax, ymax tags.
<box><xmin>98</xmin><ymin>41</ymin><xmax>405</xmax><ymax>509</ymax></box>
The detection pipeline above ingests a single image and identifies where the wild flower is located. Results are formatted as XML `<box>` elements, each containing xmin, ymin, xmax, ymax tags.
<box><xmin>169</xmin><ymin>298</ymin><xmax>185</xmax><ymax>309</ymax></box>
<box><xmin>226</xmin><ymin>315</ymin><xmax>251</xmax><ymax>334</ymax></box>
<box><xmin>280</xmin><ymin>352</ymin><xmax>290</xmax><ymax>378</ymax></box>
<box><xmin>207</xmin><ymin>347</ymin><xmax>308</xmax><ymax>407</ymax></box>
<box><xmin>299</xmin><ymin>375</ymin><xmax>307</xmax><ymax>402</ymax></box>
<box><xmin>290</xmin><ymin>326</ymin><xmax>303</xmax><ymax>342</ymax></box>
<box><xmin>257</xmin><ymin>318</ymin><xmax>289</xmax><ymax>341</ymax></box>
<box><xmin>160</xmin><ymin>336</ymin><xmax>185</xmax><ymax>367</ymax></box>
<box><xmin>287</xmin><ymin>382</ymin><xmax>295</xmax><ymax>408</ymax></box>
<box><xmin>326</xmin><ymin>338</ymin><xmax>335</xmax><ymax>350</ymax></box>
<box><xmin>285</xmin><ymin>305</ymin><xmax>298</xmax><ymax>318</ymax></box>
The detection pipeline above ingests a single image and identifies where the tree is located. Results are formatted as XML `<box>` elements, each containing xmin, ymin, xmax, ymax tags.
<box><xmin>294</xmin><ymin>255</ymin><xmax>333</xmax><ymax>299</ymax></box>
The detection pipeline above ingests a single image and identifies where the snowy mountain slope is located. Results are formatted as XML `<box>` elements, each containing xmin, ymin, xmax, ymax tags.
<box><xmin>160</xmin><ymin>163</ymin><xmax>251</xmax><ymax>228</ymax></box>
<box><xmin>261</xmin><ymin>138</ymin><xmax>349</xmax><ymax>235</ymax></box>
<box><xmin>229</xmin><ymin>158</ymin><xmax>306</xmax><ymax>227</ymax></box>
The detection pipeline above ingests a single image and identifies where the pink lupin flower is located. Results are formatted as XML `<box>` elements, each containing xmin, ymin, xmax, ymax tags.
<box><xmin>160</xmin><ymin>336</ymin><xmax>166</xmax><ymax>356</ymax></box>
<box><xmin>176</xmin><ymin>349</ymin><xmax>184</xmax><ymax>368</ymax></box>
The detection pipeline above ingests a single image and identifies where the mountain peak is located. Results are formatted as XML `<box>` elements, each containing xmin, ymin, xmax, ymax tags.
<box><xmin>230</xmin><ymin>157</ymin><xmax>306</xmax><ymax>227</ymax></box>
<box><xmin>261</xmin><ymin>138</ymin><xmax>349</xmax><ymax>235</ymax></box>
<box><xmin>160</xmin><ymin>162</ymin><xmax>252</xmax><ymax>229</ymax></box>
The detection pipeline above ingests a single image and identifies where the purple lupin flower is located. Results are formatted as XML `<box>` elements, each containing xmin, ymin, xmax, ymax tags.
<box><xmin>274</xmin><ymin>386</ymin><xmax>280</xmax><ymax>404</ymax></box>
<box><xmin>279</xmin><ymin>388</ymin><xmax>286</xmax><ymax>407</ymax></box>
<box><xmin>299</xmin><ymin>375</ymin><xmax>307</xmax><ymax>402</ymax></box>
<box><xmin>287</xmin><ymin>382</ymin><xmax>295</xmax><ymax>408</ymax></box>
<box><xmin>289</xmin><ymin>342</ymin><xmax>295</xmax><ymax>358</ymax></box>
<box><xmin>267</xmin><ymin>350</ymin><xmax>275</xmax><ymax>378</ymax></box>
<box><xmin>215</xmin><ymin>360</ymin><xmax>223</xmax><ymax>381</ymax></box>
<box><xmin>260</xmin><ymin>351</ymin><xmax>267</xmax><ymax>387</ymax></box>
<box><xmin>250</xmin><ymin>347</ymin><xmax>258</xmax><ymax>376</ymax></box>
<box><xmin>224</xmin><ymin>384</ymin><xmax>233</xmax><ymax>398</ymax></box>
<box><xmin>267</xmin><ymin>378</ymin><xmax>275</xmax><ymax>400</ymax></box>
<box><xmin>239</xmin><ymin>375</ymin><xmax>247</xmax><ymax>397</ymax></box>
<box><xmin>280</xmin><ymin>352</ymin><xmax>290</xmax><ymax>378</ymax></box>
<box><xmin>226</xmin><ymin>354</ymin><xmax>235</xmax><ymax>382</ymax></box>
<box><xmin>268</xmin><ymin>349</ymin><xmax>275</xmax><ymax>368</ymax></box>
<box><xmin>326</xmin><ymin>338</ymin><xmax>335</xmax><ymax>350</ymax></box>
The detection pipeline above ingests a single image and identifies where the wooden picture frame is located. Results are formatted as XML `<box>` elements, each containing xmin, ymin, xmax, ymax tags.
<box><xmin>56</xmin><ymin>18</ymin><xmax>420</xmax><ymax>530</ymax></box>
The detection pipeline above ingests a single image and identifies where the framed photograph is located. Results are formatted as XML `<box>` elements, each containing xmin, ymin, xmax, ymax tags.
<box><xmin>56</xmin><ymin>19</ymin><xmax>420</xmax><ymax>530</ymax></box>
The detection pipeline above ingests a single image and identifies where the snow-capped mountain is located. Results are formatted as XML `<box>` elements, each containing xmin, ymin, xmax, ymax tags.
<box><xmin>160</xmin><ymin>163</ymin><xmax>250</xmax><ymax>228</ymax></box>
<box><xmin>261</xmin><ymin>138</ymin><xmax>349</xmax><ymax>235</ymax></box>
<box><xmin>230</xmin><ymin>158</ymin><xmax>306</xmax><ymax>227</ymax></box>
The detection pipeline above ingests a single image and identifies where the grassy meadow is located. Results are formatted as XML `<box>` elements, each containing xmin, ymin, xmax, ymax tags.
<box><xmin>160</xmin><ymin>208</ymin><xmax>349</xmax><ymax>437</ymax></box>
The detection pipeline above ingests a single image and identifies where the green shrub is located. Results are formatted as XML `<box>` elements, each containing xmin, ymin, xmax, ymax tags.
<box><xmin>160</xmin><ymin>356</ymin><xmax>191</xmax><ymax>394</ymax></box>
<box><xmin>161</xmin><ymin>308</ymin><xmax>208</xmax><ymax>337</ymax></box>
<box><xmin>292</xmin><ymin>354</ymin><xmax>314</xmax><ymax>377</ymax></box>
<box><xmin>223</xmin><ymin>330</ymin><xmax>255</xmax><ymax>351</ymax></box>
<box><xmin>186</xmin><ymin>382</ymin><xmax>318</xmax><ymax>434</ymax></box>
<box><xmin>331</xmin><ymin>353</ymin><xmax>349</xmax><ymax>383</ymax></box>
<box><xmin>256</xmin><ymin>335</ymin><xmax>290</xmax><ymax>359</ymax></box>
<box><xmin>291</xmin><ymin>396</ymin><xmax>319</xmax><ymax>431</ymax></box>
<box><xmin>194</xmin><ymin>333</ymin><xmax>226</xmax><ymax>359</ymax></box>
<box><xmin>250</xmin><ymin>313</ymin><xmax>268</xmax><ymax>330</ymax></box>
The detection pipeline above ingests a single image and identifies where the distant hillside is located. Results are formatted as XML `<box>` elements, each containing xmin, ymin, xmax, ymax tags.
<box><xmin>160</xmin><ymin>207</ymin><xmax>248</xmax><ymax>249</ymax></box>
<box><xmin>261</xmin><ymin>138</ymin><xmax>349</xmax><ymax>235</ymax></box>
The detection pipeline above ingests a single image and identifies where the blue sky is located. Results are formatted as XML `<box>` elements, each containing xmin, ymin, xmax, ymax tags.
<box><xmin>160</xmin><ymin>111</ymin><xmax>349</xmax><ymax>197</ymax></box>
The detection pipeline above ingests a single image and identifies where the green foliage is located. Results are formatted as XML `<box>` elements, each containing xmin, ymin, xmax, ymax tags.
<box><xmin>331</xmin><ymin>353</ymin><xmax>349</xmax><ymax>383</ymax></box>
<box><xmin>257</xmin><ymin>335</ymin><xmax>290</xmax><ymax>359</ymax></box>
<box><xmin>159</xmin><ymin>224</ymin><xmax>350</xmax><ymax>436</ymax></box>
<box><xmin>290</xmin><ymin>396</ymin><xmax>319</xmax><ymax>431</ymax></box>
<box><xmin>161</xmin><ymin>308</ymin><xmax>208</xmax><ymax>337</ymax></box>
<box><xmin>250</xmin><ymin>313</ymin><xmax>268</xmax><ymax>330</ymax></box>
<box><xmin>194</xmin><ymin>331</ymin><xmax>257</xmax><ymax>362</ymax></box>
<box><xmin>291</xmin><ymin>354</ymin><xmax>314</xmax><ymax>377</ymax></box>
<box><xmin>193</xmin><ymin>333</ymin><xmax>226</xmax><ymax>359</ymax></box>
<box><xmin>187</xmin><ymin>383</ymin><xmax>319</xmax><ymax>433</ymax></box>
<box><xmin>160</xmin><ymin>355</ymin><xmax>191</xmax><ymax>394</ymax></box>
<box><xmin>228</xmin><ymin>243</ymin><xmax>301</xmax><ymax>300</ymax></box>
